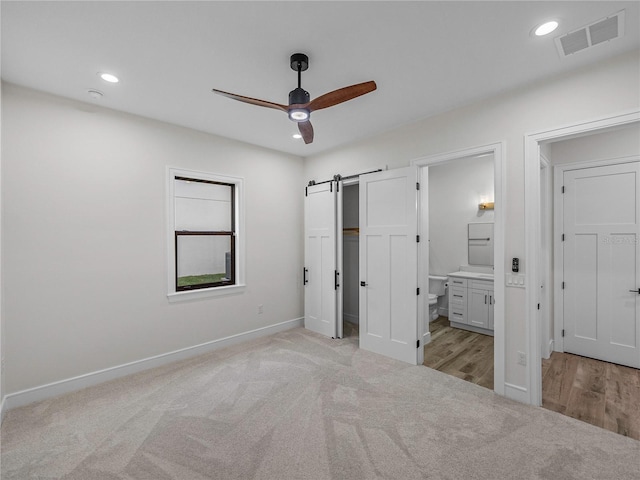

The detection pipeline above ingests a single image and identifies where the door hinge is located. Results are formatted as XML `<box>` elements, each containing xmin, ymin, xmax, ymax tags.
<box><xmin>417</xmin><ymin>339</ymin><xmax>420</xmax><ymax>348</ymax></box>
<box><xmin>561</xmin><ymin>186</ymin><xmax>565</xmax><ymax>194</ymax></box>
<box><xmin>562</xmin><ymin>234</ymin><xmax>565</xmax><ymax>241</ymax></box>
<box><xmin>416</xmin><ymin>182</ymin><xmax>420</xmax><ymax>191</ymax></box>
<box><xmin>330</xmin><ymin>182</ymin><xmax>333</xmax><ymax>193</ymax></box>
<box><xmin>417</xmin><ymin>235</ymin><xmax>420</xmax><ymax>243</ymax></box>
<box><xmin>562</xmin><ymin>281</ymin><xmax>565</xmax><ymax>289</ymax></box>
<box><xmin>334</xmin><ymin>270</ymin><xmax>340</xmax><ymax>290</ymax></box>
<box><xmin>417</xmin><ymin>287</ymin><xmax>420</xmax><ymax>295</ymax></box>
<box><xmin>562</xmin><ymin>329</ymin><xmax>565</xmax><ymax>337</ymax></box>
<box><xmin>305</xmin><ymin>186</ymin><xmax>308</xmax><ymax>197</ymax></box>
<box><xmin>537</xmin><ymin>303</ymin><xmax>540</xmax><ymax>310</ymax></box>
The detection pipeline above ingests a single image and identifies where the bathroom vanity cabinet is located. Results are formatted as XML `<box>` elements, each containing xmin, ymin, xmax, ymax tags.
<box><xmin>447</xmin><ymin>273</ymin><xmax>494</xmax><ymax>335</ymax></box>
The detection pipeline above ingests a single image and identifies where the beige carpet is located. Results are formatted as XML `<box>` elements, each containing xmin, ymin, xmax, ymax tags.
<box><xmin>1</xmin><ymin>327</ymin><xmax>639</xmax><ymax>479</ymax></box>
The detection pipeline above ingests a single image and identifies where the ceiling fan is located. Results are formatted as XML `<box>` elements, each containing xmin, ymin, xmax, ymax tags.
<box><xmin>212</xmin><ymin>53</ymin><xmax>377</xmax><ymax>144</ymax></box>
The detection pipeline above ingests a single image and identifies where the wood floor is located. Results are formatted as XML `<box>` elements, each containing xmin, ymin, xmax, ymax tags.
<box><xmin>351</xmin><ymin>317</ymin><xmax>639</xmax><ymax>440</ymax></box>
<box><xmin>423</xmin><ymin>316</ymin><xmax>494</xmax><ymax>390</ymax></box>
<box><xmin>542</xmin><ymin>351</ymin><xmax>640</xmax><ymax>440</ymax></box>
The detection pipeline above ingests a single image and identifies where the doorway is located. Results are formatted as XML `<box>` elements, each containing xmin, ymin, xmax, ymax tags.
<box><xmin>413</xmin><ymin>142</ymin><xmax>506</xmax><ymax>396</ymax></box>
<box><xmin>341</xmin><ymin>182</ymin><xmax>359</xmax><ymax>340</ymax></box>
<box><xmin>525</xmin><ymin>111</ymin><xmax>640</xmax><ymax>407</ymax></box>
<box><xmin>304</xmin><ymin>167</ymin><xmax>420</xmax><ymax>364</ymax></box>
<box><xmin>421</xmin><ymin>153</ymin><xmax>496</xmax><ymax>390</ymax></box>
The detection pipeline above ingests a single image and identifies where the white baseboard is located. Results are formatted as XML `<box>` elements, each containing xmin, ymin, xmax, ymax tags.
<box><xmin>504</xmin><ymin>382</ymin><xmax>529</xmax><ymax>404</ymax></box>
<box><xmin>422</xmin><ymin>331</ymin><xmax>431</xmax><ymax>345</ymax></box>
<box><xmin>438</xmin><ymin>306</ymin><xmax>448</xmax><ymax>317</ymax></box>
<box><xmin>2</xmin><ymin>317</ymin><xmax>303</xmax><ymax>412</ymax></box>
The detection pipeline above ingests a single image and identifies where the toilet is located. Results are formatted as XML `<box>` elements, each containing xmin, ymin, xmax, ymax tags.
<box><xmin>428</xmin><ymin>275</ymin><xmax>448</xmax><ymax>321</ymax></box>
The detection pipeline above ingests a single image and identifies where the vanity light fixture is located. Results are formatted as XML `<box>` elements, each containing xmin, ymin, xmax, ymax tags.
<box><xmin>478</xmin><ymin>201</ymin><xmax>495</xmax><ymax>210</ymax></box>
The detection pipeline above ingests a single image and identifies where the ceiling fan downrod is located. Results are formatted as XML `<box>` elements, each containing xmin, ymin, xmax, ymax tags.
<box><xmin>289</xmin><ymin>53</ymin><xmax>310</xmax><ymax>107</ymax></box>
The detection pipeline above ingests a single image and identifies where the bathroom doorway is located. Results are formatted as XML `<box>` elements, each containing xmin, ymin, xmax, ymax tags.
<box><xmin>412</xmin><ymin>143</ymin><xmax>505</xmax><ymax>396</ymax></box>
<box><xmin>422</xmin><ymin>153</ymin><xmax>495</xmax><ymax>389</ymax></box>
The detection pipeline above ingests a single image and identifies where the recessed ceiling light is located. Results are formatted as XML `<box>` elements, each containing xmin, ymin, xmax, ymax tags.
<box><xmin>292</xmin><ymin>133</ymin><xmax>302</xmax><ymax>139</ymax></box>
<box><xmin>99</xmin><ymin>72</ymin><xmax>119</xmax><ymax>83</ymax></box>
<box><xmin>87</xmin><ymin>89</ymin><xmax>103</xmax><ymax>99</ymax></box>
<box><xmin>535</xmin><ymin>20</ymin><xmax>559</xmax><ymax>36</ymax></box>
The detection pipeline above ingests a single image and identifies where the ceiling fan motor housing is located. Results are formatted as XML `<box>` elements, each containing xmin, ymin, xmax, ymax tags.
<box><xmin>289</xmin><ymin>87</ymin><xmax>310</xmax><ymax>106</ymax></box>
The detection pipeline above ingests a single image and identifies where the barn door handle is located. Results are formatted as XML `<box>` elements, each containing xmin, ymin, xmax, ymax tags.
<box><xmin>629</xmin><ymin>288</ymin><xmax>640</xmax><ymax>294</ymax></box>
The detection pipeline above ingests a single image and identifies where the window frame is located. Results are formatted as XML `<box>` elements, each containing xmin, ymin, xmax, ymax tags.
<box><xmin>167</xmin><ymin>167</ymin><xmax>245</xmax><ymax>302</ymax></box>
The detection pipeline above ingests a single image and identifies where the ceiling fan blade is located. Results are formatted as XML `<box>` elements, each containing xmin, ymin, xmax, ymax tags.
<box><xmin>298</xmin><ymin>120</ymin><xmax>314</xmax><ymax>144</ymax></box>
<box><xmin>308</xmin><ymin>81</ymin><xmax>377</xmax><ymax>112</ymax></box>
<box><xmin>212</xmin><ymin>89</ymin><xmax>288</xmax><ymax>112</ymax></box>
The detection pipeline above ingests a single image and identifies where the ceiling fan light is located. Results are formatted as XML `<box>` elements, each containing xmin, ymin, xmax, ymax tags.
<box><xmin>289</xmin><ymin>109</ymin><xmax>309</xmax><ymax>121</ymax></box>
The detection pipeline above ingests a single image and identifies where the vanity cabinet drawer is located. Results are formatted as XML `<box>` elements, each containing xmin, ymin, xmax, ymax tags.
<box><xmin>449</xmin><ymin>287</ymin><xmax>466</xmax><ymax>305</ymax></box>
<box><xmin>449</xmin><ymin>304</ymin><xmax>467</xmax><ymax>324</ymax></box>
<box><xmin>470</xmin><ymin>279</ymin><xmax>493</xmax><ymax>290</ymax></box>
<box><xmin>449</xmin><ymin>277</ymin><xmax>467</xmax><ymax>288</ymax></box>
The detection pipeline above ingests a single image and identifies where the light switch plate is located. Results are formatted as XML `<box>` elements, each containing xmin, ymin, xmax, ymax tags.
<box><xmin>506</xmin><ymin>273</ymin><xmax>525</xmax><ymax>288</ymax></box>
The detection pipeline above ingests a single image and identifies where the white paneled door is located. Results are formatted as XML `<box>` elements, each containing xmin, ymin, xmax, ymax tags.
<box><xmin>304</xmin><ymin>182</ymin><xmax>338</xmax><ymax>338</ymax></box>
<box><xmin>563</xmin><ymin>162</ymin><xmax>640</xmax><ymax>368</ymax></box>
<box><xmin>359</xmin><ymin>167</ymin><xmax>419</xmax><ymax>364</ymax></box>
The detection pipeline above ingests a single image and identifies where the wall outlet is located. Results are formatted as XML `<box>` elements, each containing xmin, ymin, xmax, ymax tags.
<box><xmin>258</xmin><ymin>304</ymin><xmax>263</xmax><ymax>314</ymax></box>
<box><xmin>517</xmin><ymin>351</ymin><xmax>527</xmax><ymax>366</ymax></box>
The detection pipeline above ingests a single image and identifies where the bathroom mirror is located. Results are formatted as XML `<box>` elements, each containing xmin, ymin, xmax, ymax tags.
<box><xmin>468</xmin><ymin>222</ymin><xmax>494</xmax><ymax>266</ymax></box>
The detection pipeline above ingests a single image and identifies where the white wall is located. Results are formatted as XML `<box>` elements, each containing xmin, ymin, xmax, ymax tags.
<box><xmin>1</xmin><ymin>83</ymin><xmax>305</xmax><ymax>394</ymax></box>
<box><xmin>428</xmin><ymin>155</ymin><xmax>494</xmax><ymax>276</ymax></box>
<box><xmin>549</xmin><ymin>123</ymin><xmax>640</xmax><ymax>165</ymax></box>
<box><xmin>304</xmin><ymin>50</ymin><xmax>640</xmax><ymax>391</ymax></box>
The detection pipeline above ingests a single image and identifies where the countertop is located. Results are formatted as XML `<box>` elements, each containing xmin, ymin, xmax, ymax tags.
<box><xmin>447</xmin><ymin>271</ymin><xmax>494</xmax><ymax>281</ymax></box>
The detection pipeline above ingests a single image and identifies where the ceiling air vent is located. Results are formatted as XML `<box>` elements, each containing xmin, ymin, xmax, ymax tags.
<box><xmin>555</xmin><ymin>10</ymin><xmax>625</xmax><ymax>57</ymax></box>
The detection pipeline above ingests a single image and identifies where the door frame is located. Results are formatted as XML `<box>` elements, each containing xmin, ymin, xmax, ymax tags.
<box><xmin>524</xmin><ymin>110</ymin><xmax>640</xmax><ymax>406</ymax></box>
<box><xmin>412</xmin><ymin>142</ymin><xmax>506</xmax><ymax>396</ymax></box>
<box><xmin>539</xmin><ymin>155</ymin><xmax>553</xmax><ymax>359</ymax></box>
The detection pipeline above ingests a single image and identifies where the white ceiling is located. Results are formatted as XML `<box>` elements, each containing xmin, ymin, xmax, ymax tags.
<box><xmin>2</xmin><ymin>1</ymin><xmax>639</xmax><ymax>157</ymax></box>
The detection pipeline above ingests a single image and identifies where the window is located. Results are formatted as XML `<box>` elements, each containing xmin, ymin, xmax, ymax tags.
<box><xmin>167</xmin><ymin>168</ymin><xmax>244</xmax><ymax>300</ymax></box>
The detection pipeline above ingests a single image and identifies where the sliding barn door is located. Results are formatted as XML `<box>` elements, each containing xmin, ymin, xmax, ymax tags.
<box><xmin>304</xmin><ymin>182</ymin><xmax>339</xmax><ymax>338</ymax></box>
<box><xmin>359</xmin><ymin>167</ymin><xmax>419</xmax><ymax>364</ymax></box>
<box><xmin>563</xmin><ymin>162</ymin><xmax>640</xmax><ymax>368</ymax></box>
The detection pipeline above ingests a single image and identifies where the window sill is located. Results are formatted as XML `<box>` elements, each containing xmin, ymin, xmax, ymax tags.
<box><xmin>167</xmin><ymin>284</ymin><xmax>246</xmax><ymax>303</ymax></box>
